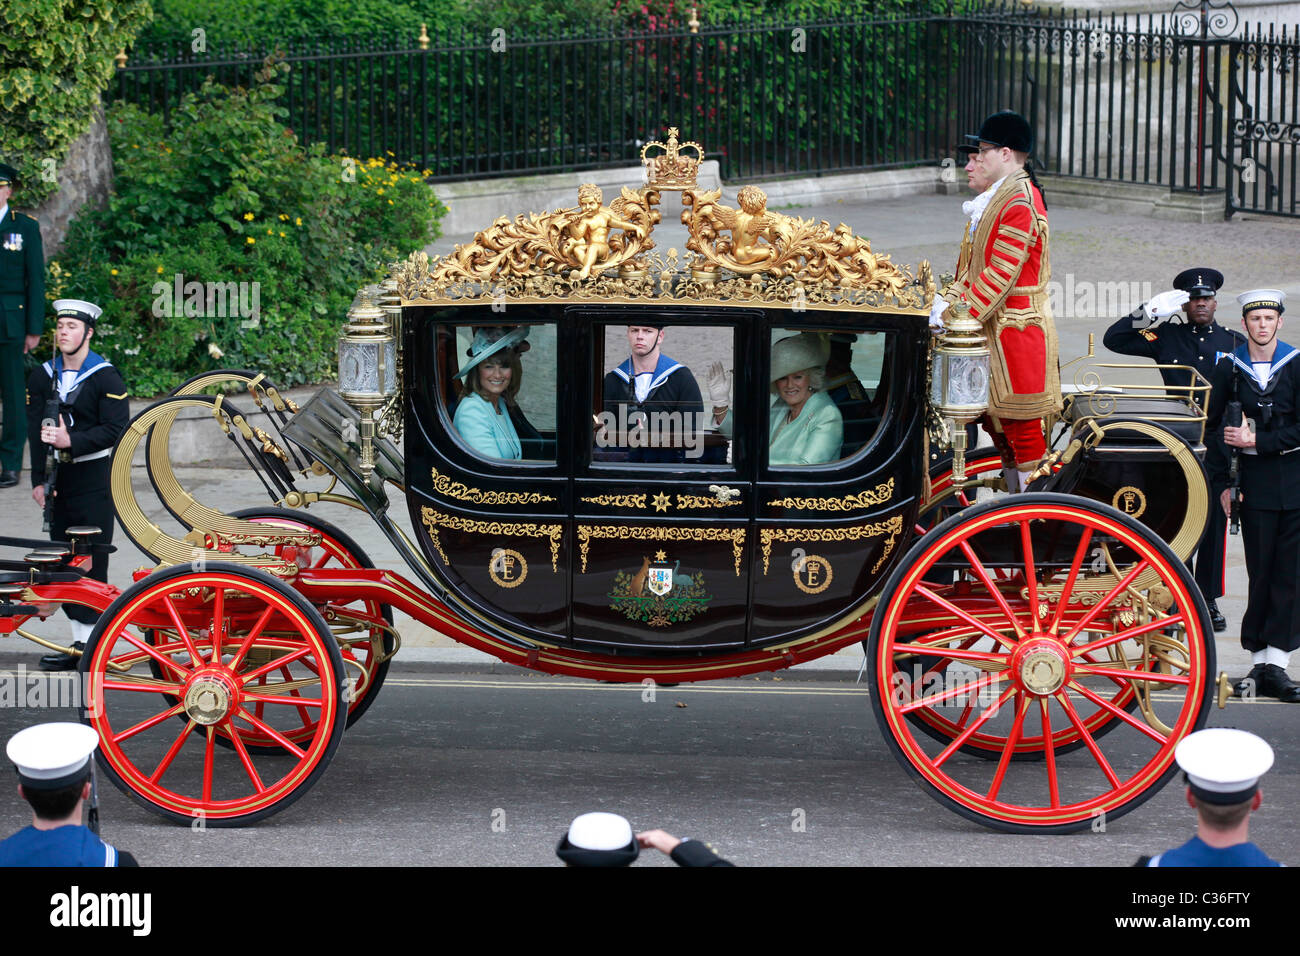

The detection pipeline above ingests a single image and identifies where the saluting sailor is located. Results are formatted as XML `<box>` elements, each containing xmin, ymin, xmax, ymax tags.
<box><xmin>1138</xmin><ymin>728</ymin><xmax>1280</xmax><ymax>867</ymax></box>
<box><xmin>1206</xmin><ymin>289</ymin><xmax>1300</xmax><ymax>702</ymax></box>
<box><xmin>0</xmin><ymin>722</ymin><xmax>138</xmax><ymax>866</ymax></box>
<box><xmin>25</xmin><ymin>299</ymin><xmax>129</xmax><ymax>670</ymax></box>
<box><xmin>1104</xmin><ymin>268</ymin><xmax>1244</xmax><ymax>633</ymax></box>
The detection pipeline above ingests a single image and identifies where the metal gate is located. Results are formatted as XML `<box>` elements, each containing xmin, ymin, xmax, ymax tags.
<box><xmin>1225</xmin><ymin>28</ymin><xmax>1300</xmax><ymax>218</ymax></box>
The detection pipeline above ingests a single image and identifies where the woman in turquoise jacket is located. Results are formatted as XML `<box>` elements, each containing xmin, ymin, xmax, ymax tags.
<box><xmin>453</xmin><ymin>327</ymin><xmax>528</xmax><ymax>460</ymax></box>
<box><xmin>710</xmin><ymin>332</ymin><xmax>843</xmax><ymax>466</ymax></box>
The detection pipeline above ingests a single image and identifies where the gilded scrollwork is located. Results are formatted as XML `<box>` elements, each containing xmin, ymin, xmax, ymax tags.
<box><xmin>430</xmin><ymin>466</ymin><xmax>556</xmax><ymax>506</ymax></box>
<box><xmin>577</xmin><ymin>525</ymin><xmax>745</xmax><ymax>576</ymax></box>
<box><xmin>675</xmin><ymin>492</ymin><xmax>740</xmax><ymax>509</ymax></box>
<box><xmin>759</xmin><ymin>514</ymin><xmax>903</xmax><ymax>575</ymax></box>
<box><xmin>425</xmin><ymin>184</ymin><xmax>660</xmax><ymax>286</ymax></box>
<box><xmin>580</xmin><ymin>493</ymin><xmax>647</xmax><ymax>509</ymax></box>
<box><xmin>680</xmin><ymin>185</ymin><xmax>913</xmax><ymax>296</ymax></box>
<box><xmin>420</xmin><ymin>506</ymin><xmax>562</xmax><ymax>572</ymax></box>
<box><xmin>390</xmin><ymin>130</ymin><xmax>932</xmax><ymax>313</ymax></box>
<box><xmin>767</xmin><ymin>478</ymin><xmax>894</xmax><ymax>511</ymax></box>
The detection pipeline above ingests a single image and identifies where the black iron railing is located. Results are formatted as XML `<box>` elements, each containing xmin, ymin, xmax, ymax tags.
<box><xmin>109</xmin><ymin>7</ymin><xmax>1300</xmax><ymax>217</ymax></box>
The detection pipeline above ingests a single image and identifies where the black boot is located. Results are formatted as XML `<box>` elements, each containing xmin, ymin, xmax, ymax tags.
<box><xmin>1207</xmin><ymin>601</ymin><xmax>1226</xmax><ymax>633</ymax></box>
<box><xmin>1258</xmin><ymin>664</ymin><xmax>1300</xmax><ymax>703</ymax></box>
<box><xmin>1233</xmin><ymin>663</ymin><xmax>1266</xmax><ymax>698</ymax></box>
<box><xmin>38</xmin><ymin>642</ymin><xmax>84</xmax><ymax>672</ymax></box>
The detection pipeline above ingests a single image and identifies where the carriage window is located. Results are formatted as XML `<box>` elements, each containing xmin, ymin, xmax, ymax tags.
<box><xmin>766</xmin><ymin>328</ymin><xmax>889</xmax><ymax>466</ymax></box>
<box><xmin>437</xmin><ymin>323</ymin><xmax>557</xmax><ymax>462</ymax></box>
<box><xmin>594</xmin><ymin>323</ymin><xmax>732</xmax><ymax>466</ymax></box>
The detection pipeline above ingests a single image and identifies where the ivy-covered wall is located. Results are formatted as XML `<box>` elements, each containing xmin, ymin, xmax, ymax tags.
<box><xmin>0</xmin><ymin>0</ymin><xmax>153</xmax><ymax>207</ymax></box>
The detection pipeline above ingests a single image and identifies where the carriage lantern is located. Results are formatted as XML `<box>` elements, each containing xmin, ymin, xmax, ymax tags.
<box><xmin>929</xmin><ymin>296</ymin><xmax>990</xmax><ymax>485</ymax></box>
<box><xmin>337</xmin><ymin>291</ymin><xmax>396</xmax><ymax>480</ymax></box>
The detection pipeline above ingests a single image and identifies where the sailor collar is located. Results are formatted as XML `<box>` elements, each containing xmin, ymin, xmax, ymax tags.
<box><xmin>1228</xmin><ymin>340</ymin><xmax>1299</xmax><ymax>389</ymax></box>
<box><xmin>43</xmin><ymin>349</ymin><xmax>113</xmax><ymax>393</ymax></box>
<box><xmin>611</xmin><ymin>353</ymin><xmax>684</xmax><ymax>396</ymax></box>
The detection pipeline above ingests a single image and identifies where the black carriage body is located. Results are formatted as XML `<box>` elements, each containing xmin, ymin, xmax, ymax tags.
<box><xmin>403</xmin><ymin>302</ymin><xmax>928</xmax><ymax>655</ymax></box>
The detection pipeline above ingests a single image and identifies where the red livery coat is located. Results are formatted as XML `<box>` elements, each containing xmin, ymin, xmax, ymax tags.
<box><xmin>943</xmin><ymin>170</ymin><xmax>1062</xmax><ymax>425</ymax></box>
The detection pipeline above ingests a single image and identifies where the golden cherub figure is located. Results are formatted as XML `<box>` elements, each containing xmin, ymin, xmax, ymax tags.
<box><xmin>567</xmin><ymin>183</ymin><xmax>647</xmax><ymax>279</ymax></box>
<box><xmin>727</xmin><ymin>185</ymin><xmax>779</xmax><ymax>265</ymax></box>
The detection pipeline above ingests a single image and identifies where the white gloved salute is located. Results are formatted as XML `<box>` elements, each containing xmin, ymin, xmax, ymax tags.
<box><xmin>706</xmin><ymin>361</ymin><xmax>733</xmax><ymax>406</ymax></box>
<box><xmin>929</xmin><ymin>296</ymin><xmax>950</xmax><ymax>334</ymax></box>
<box><xmin>1144</xmin><ymin>288</ymin><xmax>1190</xmax><ymax>321</ymax></box>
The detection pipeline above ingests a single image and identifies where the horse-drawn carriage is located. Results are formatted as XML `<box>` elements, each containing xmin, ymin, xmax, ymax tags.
<box><xmin>0</xmin><ymin>132</ymin><xmax>1224</xmax><ymax>833</ymax></box>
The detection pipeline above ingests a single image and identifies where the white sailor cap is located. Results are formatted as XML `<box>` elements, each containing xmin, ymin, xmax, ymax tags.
<box><xmin>1236</xmin><ymin>289</ymin><xmax>1286</xmax><ymax>316</ymax></box>
<box><xmin>52</xmin><ymin>298</ymin><xmax>103</xmax><ymax>327</ymax></box>
<box><xmin>1175</xmin><ymin>728</ymin><xmax>1274</xmax><ymax>805</ymax></box>
<box><xmin>6</xmin><ymin>722</ymin><xmax>99</xmax><ymax>791</ymax></box>
<box><xmin>555</xmin><ymin>811</ymin><xmax>639</xmax><ymax>866</ymax></box>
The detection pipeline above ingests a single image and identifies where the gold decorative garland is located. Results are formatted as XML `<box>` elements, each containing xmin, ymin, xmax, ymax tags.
<box><xmin>767</xmin><ymin>478</ymin><xmax>895</xmax><ymax>511</ymax></box>
<box><xmin>580</xmin><ymin>493</ymin><xmax>647</xmax><ymax>509</ymax></box>
<box><xmin>759</xmin><ymin>514</ymin><xmax>904</xmax><ymax>575</ymax></box>
<box><xmin>577</xmin><ymin>524</ymin><xmax>746</xmax><ymax>576</ymax></box>
<box><xmin>420</xmin><ymin>506</ymin><xmax>562</xmax><ymax>572</ymax></box>
<box><xmin>431</xmin><ymin>466</ymin><xmax>556</xmax><ymax>506</ymax></box>
<box><xmin>676</xmin><ymin>493</ymin><xmax>741</xmax><ymax>510</ymax></box>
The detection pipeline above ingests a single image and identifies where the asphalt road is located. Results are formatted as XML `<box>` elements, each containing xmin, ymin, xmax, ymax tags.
<box><xmin>0</xmin><ymin>668</ymin><xmax>1297</xmax><ymax>867</ymax></box>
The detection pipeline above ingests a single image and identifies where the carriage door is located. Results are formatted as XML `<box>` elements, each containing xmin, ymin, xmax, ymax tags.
<box><xmin>570</xmin><ymin>311</ymin><xmax>756</xmax><ymax>652</ymax></box>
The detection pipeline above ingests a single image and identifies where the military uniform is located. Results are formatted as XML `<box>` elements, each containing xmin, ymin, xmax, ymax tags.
<box><xmin>1104</xmin><ymin>269</ymin><xmax>1244</xmax><ymax>613</ymax></box>
<box><xmin>602</xmin><ymin>352</ymin><xmax>703</xmax><ymax>464</ymax></box>
<box><xmin>1207</xmin><ymin>340</ymin><xmax>1300</xmax><ymax>659</ymax></box>
<box><xmin>3</xmin><ymin>723</ymin><xmax>139</xmax><ymax>867</ymax></box>
<box><xmin>1139</xmin><ymin>728</ymin><xmax>1280</xmax><ymax>867</ymax></box>
<box><xmin>26</xmin><ymin>348</ymin><xmax>128</xmax><ymax>627</ymax></box>
<box><xmin>0</xmin><ymin>164</ymin><xmax>46</xmax><ymax>482</ymax></box>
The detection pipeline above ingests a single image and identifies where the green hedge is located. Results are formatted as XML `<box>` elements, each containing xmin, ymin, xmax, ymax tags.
<box><xmin>52</xmin><ymin>57</ymin><xmax>445</xmax><ymax>397</ymax></box>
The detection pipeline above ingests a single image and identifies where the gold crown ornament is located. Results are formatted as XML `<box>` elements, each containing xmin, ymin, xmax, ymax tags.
<box><xmin>640</xmin><ymin>127</ymin><xmax>705</xmax><ymax>190</ymax></box>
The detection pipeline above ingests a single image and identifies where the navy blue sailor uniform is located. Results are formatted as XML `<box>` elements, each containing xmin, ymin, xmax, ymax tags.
<box><xmin>1206</xmin><ymin>341</ymin><xmax>1300</xmax><ymax>654</ymax></box>
<box><xmin>1142</xmin><ymin>835</ymin><xmax>1280</xmax><ymax>867</ymax></box>
<box><xmin>601</xmin><ymin>353</ymin><xmax>704</xmax><ymax>464</ymax></box>
<box><xmin>0</xmin><ymin>824</ymin><xmax>136</xmax><ymax>867</ymax></box>
<box><xmin>25</xmin><ymin>350</ymin><xmax>129</xmax><ymax>624</ymax></box>
<box><xmin>1104</xmin><ymin>312</ymin><xmax>1243</xmax><ymax>602</ymax></box>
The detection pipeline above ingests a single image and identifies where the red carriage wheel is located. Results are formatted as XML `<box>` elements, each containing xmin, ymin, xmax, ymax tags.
<box><xmin>867</xmin><ymin>493</ymin><xmax>1214</xmax><ymax>833</ymax></box>
<box><xmin>230</xmin><ymin>508</ymin><xmax>395</xmax><ymax>730</ymax></box>
<box><xmin>81</xmin><ymin>563</ymin><xmax>346</xmax><ymax>826</ymax></box>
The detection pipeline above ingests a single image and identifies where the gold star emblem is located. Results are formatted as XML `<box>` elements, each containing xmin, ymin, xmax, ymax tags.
<box><xmin>651</xmin><ymin>492</ymin><xmax>670</xmax><ymax>512</ymax></box>
<box><xmin>655</xmin><ymin>550</ymin><xmax>667</xmax><ymax>562</ymax></box>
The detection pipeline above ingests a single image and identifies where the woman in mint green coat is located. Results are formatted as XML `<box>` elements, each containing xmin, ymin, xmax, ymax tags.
<box><xmin>710</xmin><ymin>332</ymin><xmax>843</xmax><ymax>466</ymax></box>
<box><xmin>453</xmin><ymin>327</ymin><xmax>528</xmax><ymax>460</ymax></box>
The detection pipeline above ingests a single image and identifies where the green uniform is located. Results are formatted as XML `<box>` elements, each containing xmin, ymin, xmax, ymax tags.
<box><xmin>0</xmin><ymin>206</ymin><xmax>45</xmax><ymax>471</ymax></box>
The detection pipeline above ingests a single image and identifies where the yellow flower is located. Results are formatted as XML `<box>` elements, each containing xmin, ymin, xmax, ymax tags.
<box><xmin>243</xmin><ymin>212</ymin><xmax>254</xmax><ymax>221</ymax></box>
<box><xmin>156</xmin><ymin>265</ymin><xmax>164</xmax><ymax>273</ymax></box>
<box><xmin>279</xmin><ymin>214</ymin><xmax>288</xmax><ymax>221</ymax></box>
<box><xmin>266</xmin><ymin>228</ymin><xmax>273</xmax><ymax>234</ymax></box>
<box><xmin>110</xmin><ymin>268</ymin><xmax>119</xmax><ymax>276</ymax></box>
<box><xmin>295</xmin><ymin>217</ymin><xmax>302</xmax><ymax>227</ymax></box>
<box><xmin>387</xmin><ymin>199</ymin><xmax>394</xmax><ymax>205</ymax></box>
<box><xmin>247</xmin><ymin>237</ymin><xmax>256</xmax><ymax>245</ymax></box>
<box><xmin>278</xmin><ymin>231</ymin><xmax>285</xmax><ymax>237</ymax></box>
<box><xmin>376</xmin><ymin>188</ymin><xmax>384</xmax><ymax>195</ymax></box>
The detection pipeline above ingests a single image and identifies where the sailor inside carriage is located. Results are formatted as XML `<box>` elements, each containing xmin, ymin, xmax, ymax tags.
<box><xmin>596</xmin><ymin>323</ymin><xmax>706</xmax><ymax>463</ymax></box>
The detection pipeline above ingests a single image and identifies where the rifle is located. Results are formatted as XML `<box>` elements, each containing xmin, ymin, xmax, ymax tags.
<box><xmin>40</xmin><ymin>398</ymin><xmax>59</xmax><ymax>534</ymax></box>
<box><xmin>1226</xmin><ymin>399</ymin><xmax>1243</xmax><ymax>535</ymax></box>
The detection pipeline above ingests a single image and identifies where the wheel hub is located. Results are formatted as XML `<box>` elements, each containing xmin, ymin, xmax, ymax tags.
<box><xmin>1013</xmin><ymin>637</ymin><xmax>1071</xmax><ymax>696</ymax></box>
<box><xmin>183</xmin><ymin>669</ymin><xmax>239</xmax><ymax>725</ymax></box>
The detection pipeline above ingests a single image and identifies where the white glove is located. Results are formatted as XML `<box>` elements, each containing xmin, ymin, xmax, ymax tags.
<box><xmin>1144</xmin><ymin>289</ymin><xmax>1190</xmax><ymax>320</ymax></box>
<box><xmin>706</xmin><ymin>362</ymin><xmax>733</xmax><ymax>405</ymax></box>
<box><xmin>929</xmin><ymin>297</ymin><xmax>950</xmax><ymax>333</ymax></box>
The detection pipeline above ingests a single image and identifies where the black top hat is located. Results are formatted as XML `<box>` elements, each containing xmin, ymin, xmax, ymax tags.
<box><xmin>1172</xmin><ymin>268</ymin><xmax>1223</xmax><ymax>298</ymax></box>
<box><xmin>0</xmin><ymin>162</ymin><xmax>18</xmax><ymax>187</ymax></box>
<box><xmin>957</xmin><ymin>111</ymin><xmax>1034</xmax><ymax>155</ymax></box>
